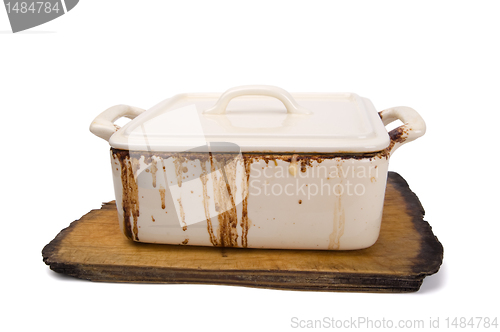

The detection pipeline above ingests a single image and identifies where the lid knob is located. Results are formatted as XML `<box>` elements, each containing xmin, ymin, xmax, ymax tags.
<box><xmin>203</xmin><ymin>85</ymin><xmax>311</xmax><ymax>115</ymax></box>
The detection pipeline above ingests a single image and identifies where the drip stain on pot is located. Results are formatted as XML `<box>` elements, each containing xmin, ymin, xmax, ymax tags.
<box><xmin>328</xmin><ymin>160</ymin><xmax>346</xmax><ymax>249</ymax></box>
<box><xmin>240</xmin><ymin>157</ymin><xmax>251</xmax><ymax>248</ymax></box>
<box><xmin>200</xmin><ymin>160</ymin><xmax>218</xmax><ymax>246</ymax></box>
<box><xmin>300</xmin><ymin>161</ymin><xmax>307</xmax><ymax>173</ymax></box>
<box><xmin>159</xmin><ymin>186</ymin><xmax>166</xmax><ymax>209</ymax></box>
<box><xmin>177</xmin><ymin>197</ymin><xmax>187</xmax><ymax>231</ymax></box>
<box><xmin>150</xmin><ymin>159</ymin><xmax>158</xmax><ymax>188</ymax></box>
<box><xmin>172</xmin><ymin>155</ymin><xmax>184</xmax><ymax>187</ymax></box>
<box><xmin>170</xmin><ymin>155</ymin><xmax>188</xmax><ymax>231</ymax></box>
<box><xmin>113</xmin><ymin>150</ymin><xmax>140</xmax><ymax>241</ymax></box>
<box><xmin>210</xmin><ymin>153</ymin><xmax>239</xmax><ymax>247</ymax></box>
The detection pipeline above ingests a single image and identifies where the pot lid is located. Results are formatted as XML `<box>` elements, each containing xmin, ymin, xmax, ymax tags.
<box><xmin>109</xmin><ymin>85</ymin><xmax>390</xmax><ymax>153</ymax></box>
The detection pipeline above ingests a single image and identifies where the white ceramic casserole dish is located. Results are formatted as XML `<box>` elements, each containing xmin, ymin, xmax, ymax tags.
<box><xmin>90</xmin><ymin>85</ymin><xmax>425</xmax><ymax>250</ymax></box>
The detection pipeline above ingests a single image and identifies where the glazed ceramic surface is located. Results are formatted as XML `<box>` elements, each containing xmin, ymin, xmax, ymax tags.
<box><xmin>90</xmin><ymin>85</ymin><xmax>426</xmax><ymax>250</ymax></box>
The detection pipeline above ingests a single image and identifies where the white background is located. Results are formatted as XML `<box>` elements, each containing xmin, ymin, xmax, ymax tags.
<box><xmin>1</xmin><ymin>1</ymin><xmax>499</xmax><ymax>331</ymax></box>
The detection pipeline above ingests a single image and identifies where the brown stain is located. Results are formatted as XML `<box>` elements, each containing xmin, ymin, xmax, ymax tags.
<box><xmin>378</xmin><ymin>111</ymin><xmax>384</xmax><ymax>120</ymax></box>
<box><xmin>240</xmin><ymin>156</ymin><xmax>251</xmax><ymax>248</ymax></box>
<box><xmin>181</xmin><ymin>239</ymin><xmax>189</xmax><ymax>245</ymax></box>
<box><xmin>159</xmin><ymin>186</ymin><xmax>166</xmax><ymax>209</ymax></box>
<box><xmin>388</xmin><ymin>125</ymin><xmax>408</xmax><ymax>147</ymax></box>
<box><xmin>300</xmin><ymin>161</ymin><xmax>307</xmax><ymax>173</ymax></box>
<box><xmin>298</xmin><ymin>200</ymin><xmax>302</xmax><ymax>204</ymax></box>
<box><xmin>248</xmin><ymin>152</ymin><xmax>384</xmax><ymax>162</ymax></box>
<box><xmin>113</xmin><ymin>149</ymin><xmax>391</xmax><ymax>166</ymax></box>
<box><xmin>171</xmin><ymin>156</ymin><xmax>189</xmax><ymax>231</ymax></box>
<box><xmin>328</xmin><ymin>161</ymin><xmax>345</xmax><ymax>249</ymax></box>
<box><xmin>328</xmin><ymin>195</ymin><xmax>345</xmax><ymax>250</ymax></box>
<box><xmin>177</xmin><ymin>197</ymin><xmax>187</xmax><ymax>231</ymax></box>
<box><xmin>172</xmin><ymin>155</ymin><xmax>184</xmax><ymax>187</ymax></box>
<box><xmin>192</xmin><ymin>153</ymin><xmax>249</xmax><ymax>248</ymax></box>
<box><xmin>378</xmin><ymin>111</ymin><xmax>409</xmax><ymax>158</ymax></box>
<box><xmin>210</xmin><ymin>154</ymin><xmax>239</xmax><ymax>247</ymax></box>
<box><xmin>113</xmin><ymin>150</ymin><xmax>140</xmax><ymax>241</ymax></box>
<box><xmin>379</xmin><ymin>125</ymin><xmax>409</xmax><ymax>158</ymax></box>
<box><xmin>200</xmin><ymin>160</ymin><xmax>218</xmax><ymax>246</ymax></box>
<box><xmin>150</xmin><ymin>159</ymin><xmax>158</xmax><ymax>188</ymax></box>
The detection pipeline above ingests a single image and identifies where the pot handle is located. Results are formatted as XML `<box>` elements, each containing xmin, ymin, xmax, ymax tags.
<box><xmin>203</xmin><ymin>85</ymin><xmax>311</xmax><ymax>115</ymax></box>
<box><xmin>379</xmin><ymin>106</ymin><xmax>426</xmax><ymax>155</ymax></box>
<box><xmin>90</xmin><ymin>104</ymin><xmax>145</xmax><ymax>141</ymax></box>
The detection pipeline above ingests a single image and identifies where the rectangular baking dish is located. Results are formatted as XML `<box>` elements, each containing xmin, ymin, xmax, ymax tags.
<box><xmin>90</xmin><ymin>85</ymin><xmax>425</xmax><ymax>250</ymax></box>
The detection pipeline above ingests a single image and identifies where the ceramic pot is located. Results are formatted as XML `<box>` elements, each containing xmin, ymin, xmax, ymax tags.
<box><xmin>90</xmin><ymin>85</ymin><xmax>425</xmax><ymax>250</ymax></box>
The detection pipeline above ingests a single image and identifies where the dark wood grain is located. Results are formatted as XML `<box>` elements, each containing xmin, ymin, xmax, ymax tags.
<box><xmin>42</xmin><ymin>172</ymin><xmax>443</xmax><ymax>292</ymax></box>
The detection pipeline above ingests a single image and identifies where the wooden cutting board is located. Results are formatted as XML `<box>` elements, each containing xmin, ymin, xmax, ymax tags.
<box><xmin>42</xmin><ymin>172</ymin><xmax>443</xmax><ymax>292</ymax></box>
